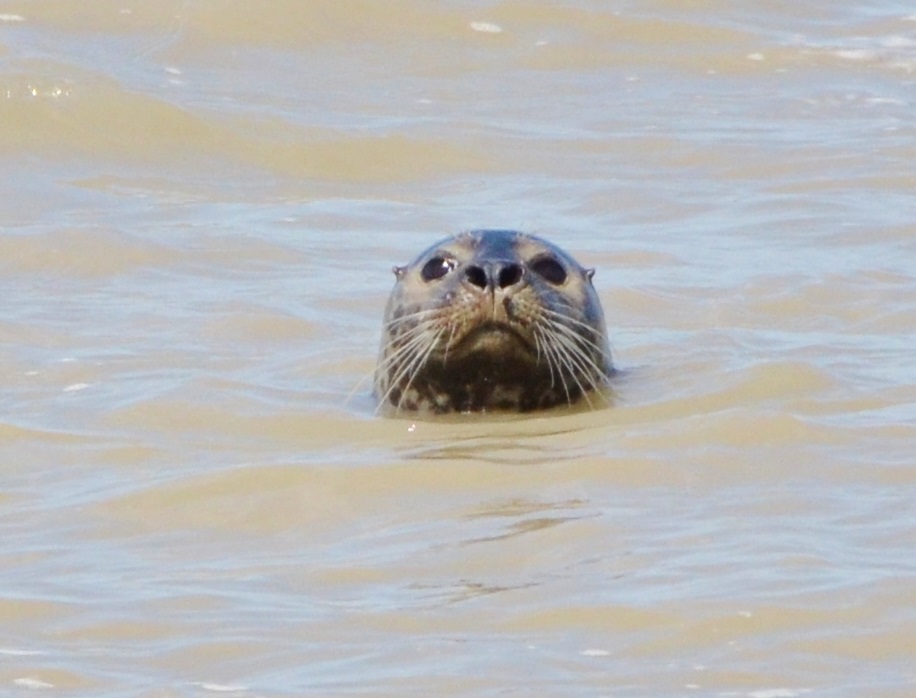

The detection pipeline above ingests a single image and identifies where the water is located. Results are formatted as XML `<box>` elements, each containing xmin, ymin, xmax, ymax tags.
<box><xmin>2</xmin><ymin>2</ymin><xmax>915</xmax><ymax>696</ymax></box>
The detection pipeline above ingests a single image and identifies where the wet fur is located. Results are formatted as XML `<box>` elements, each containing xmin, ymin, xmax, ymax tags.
<box><xmin>374</xmin><ymin>230</ymin><xmax>612</xmax><ymax>413</ymax></box>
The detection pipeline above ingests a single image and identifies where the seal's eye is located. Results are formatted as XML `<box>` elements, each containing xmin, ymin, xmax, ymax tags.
<box><xmin>530</xmin><ymin>256</ymin><xmax>567</xmax><ymax>285</ymax></box>
<box><xmin>420</xmin><ymin>256</ymin><xmax>455</xmax><ymax>282</ymax></box>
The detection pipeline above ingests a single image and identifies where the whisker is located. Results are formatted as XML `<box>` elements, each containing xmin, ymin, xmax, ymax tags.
<box><xmin>535</xmin><ymin>314</ymin><xmax>604</xmax><ymax>366</ymax></box>
<box><xmin>384</xmin><ymin>307</ymin><xmax>442</xmax><ymax>331</ymax></box>
<box><xmin>374</xmin><ymin>325</ymin><xmax>442</xmax><ymax>411</ymax></box>
<box><xmin>535</xmin><ymin>325</ymin><xmax>573</xmax><ymax>405</ymax></box>
<box><xmin>538</xmin><ymin>305</ymin><xmax>606</xmax><ymax>338</ymax></box>
<box><xmin>535</xmin><ymin>317</ymin><xmax>610</xmax><ymax>408</ymax></box>
<box><xmin>441</xmin><ymin>320</ymin><xmax>459</xmax><ymax>365</ymax></box>
<box><xmin>391</xmin><ymin>328</ymin><xmax>444</xmax><ymax>411</ymax></box>
<box><xmin>544</xmin><ymin>329</ymin><xmax>595</xmax><ymax>408</ymax></box>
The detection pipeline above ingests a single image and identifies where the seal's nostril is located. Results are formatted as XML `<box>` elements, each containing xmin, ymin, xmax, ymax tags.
<box><xmin>465</xmin><ymin>265</ymin><xmax>487</xmax><ymax>289</ymax></box>
<box><xmin>498</xmin><ymin>263</ymin><xmax>523</xmax><ymax>289</ymax></box>
<box><xmin>466</xmin><ymin>262</ymin><xmax>524</xmax><ymax>290</ymax></box>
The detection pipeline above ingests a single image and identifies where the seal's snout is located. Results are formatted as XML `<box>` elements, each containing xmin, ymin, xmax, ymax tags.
<box><xmin>464</xmin><ymin>261</ymin><xmax>524</xmax><ymax>291</ymax></box>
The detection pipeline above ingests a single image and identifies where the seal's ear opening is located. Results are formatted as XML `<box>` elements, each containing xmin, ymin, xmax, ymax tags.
<box><xmin>393</xmin><ymin>265</ymin><xmax>407</xmax><ymax>279</ymax></box>
<box><xmin>585</xmin><ymin>268</ymin><xmax>596</xmax><ymax>282</ymax></box>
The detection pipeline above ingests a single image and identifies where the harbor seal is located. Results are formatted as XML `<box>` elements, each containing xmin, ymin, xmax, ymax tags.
<box><xmin>374</xmin><ymin>229</ymin><xmax>613</xmax><ymax>413</ymax></box>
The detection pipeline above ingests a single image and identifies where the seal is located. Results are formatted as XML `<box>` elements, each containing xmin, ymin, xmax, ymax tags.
<box><xmin>374</xmin><ymin>229</ymin><xmax>612</xmax><ymax>413</ymax></box>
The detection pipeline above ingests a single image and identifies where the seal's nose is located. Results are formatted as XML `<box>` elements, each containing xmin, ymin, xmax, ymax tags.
<box><xmin>465</xmin><ymin>262</ymin><xmax>524</xmax><ymax>291</ymax></box>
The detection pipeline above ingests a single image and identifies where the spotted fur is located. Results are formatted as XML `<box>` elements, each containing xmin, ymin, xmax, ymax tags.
<box><xmin>374</xmin><ymin>230</ymin><xmax>612</xmax><ymax>414</ymax></box>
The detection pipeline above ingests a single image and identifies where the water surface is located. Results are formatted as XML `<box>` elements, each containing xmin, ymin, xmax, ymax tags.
<box><xmin>2</xmin><ymin>2</ymin><xmax>915</xmax><ymax>696</ymax></box>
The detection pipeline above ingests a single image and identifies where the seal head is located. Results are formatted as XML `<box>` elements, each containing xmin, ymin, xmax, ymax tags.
<box><xmin>375</xmin><ymin>229</ymin><xmax>612</xmax><ymax>413</ymax></box>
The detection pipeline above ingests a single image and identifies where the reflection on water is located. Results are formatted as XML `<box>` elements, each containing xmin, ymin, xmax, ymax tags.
<box><xmin>2</xmin><ymin>1</ymin><xmax>915</xmax><ymax>696</ymax></box>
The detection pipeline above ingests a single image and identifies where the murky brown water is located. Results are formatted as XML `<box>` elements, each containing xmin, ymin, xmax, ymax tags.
<box><xmin>2</xmin><ymin>2</ymin><xmax>916</xmax><ymax>696</ymax></box>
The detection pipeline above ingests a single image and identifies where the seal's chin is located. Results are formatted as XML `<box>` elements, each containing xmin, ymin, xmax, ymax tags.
<box><xmin>449</xmin><ymin>322</ymin><xmax>535</xmax><ymax>360</ymax></box>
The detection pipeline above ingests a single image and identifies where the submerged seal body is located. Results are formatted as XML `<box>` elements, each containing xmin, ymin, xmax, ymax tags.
<box><xmin>374</xmin><ymin>229</ymin><xmax>613</xmax><ymax>413</ymax></box>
